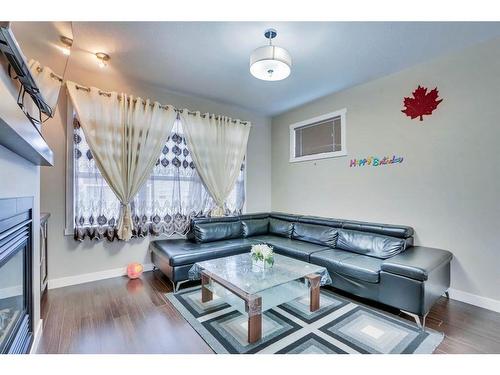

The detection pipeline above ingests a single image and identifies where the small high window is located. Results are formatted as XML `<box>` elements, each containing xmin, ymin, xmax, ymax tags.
<box><xmin>289</xmin><ymin>109</ymin><xmax>347</xmax><ymax>163</ymax></box>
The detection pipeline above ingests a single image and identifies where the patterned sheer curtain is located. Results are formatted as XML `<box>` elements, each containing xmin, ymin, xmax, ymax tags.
<box><xmin>73</xmin><ymin>116</ymin><xmax>245</xmax><ymax>241</ymax></box>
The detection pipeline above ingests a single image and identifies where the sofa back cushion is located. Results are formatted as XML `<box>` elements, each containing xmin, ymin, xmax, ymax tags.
<box><xmin>337</xmin><ymin>229</ymin><xmax>406</xmax><ymax>259</ymax></box>
<box><xmin>193</xmin><ymin>221</ymin><xmax>242</xmax><ymax>243</ymax></box>
<box><xmin>296</xmin><ymin>215</ymin><xmax>343</xmax><ymax>228</ymax></box>
<box><xmin>342</xmin><ymin>220</ymin><xmax>414</xmax><ymax>239</ymax></box>
<box><xmin>269</xmin><ymin>218</ymin><xmax>293</xmax><ymax>238</ymax></box>
<box><xmin>292</xmin><ymin>222</ymin><xmax>338</xmax><ymax>247</ymax></box>
<box><xmin>242</xmin><ymin>218</ymin><xmax>269</xmax><ymax>237</ymax></box>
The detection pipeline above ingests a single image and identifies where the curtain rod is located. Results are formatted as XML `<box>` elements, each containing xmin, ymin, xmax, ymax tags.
<box><xmin>35</xmin><ymin>66</ymin><xmax>63</xmax><ymax>83</ymax></box>
<box><xmin>72</xmin><ymin>83</ymin><xmax>250</xmax><ymax>125</ymax></box>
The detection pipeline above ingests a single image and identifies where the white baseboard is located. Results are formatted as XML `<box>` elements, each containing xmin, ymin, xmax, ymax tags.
<box><xmin>47</xmin><ymin>263</ymin><xmax>154</xmax><ymax>290</ymax></box>
<box><xmin>448</xmin><ymin>288</ymin><xmax>500</xmax><ymax>313</ymax></box>
<box><xmin>30</xmin><ymin>319</ymin><xmax>43</xmax><ymax>354</ymax></box>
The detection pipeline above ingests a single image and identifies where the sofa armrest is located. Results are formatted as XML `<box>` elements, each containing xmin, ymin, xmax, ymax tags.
<box><xmin>381</xmin><ymin>246</ymin><xmax>453</xmax><ymax>281</ymax></box>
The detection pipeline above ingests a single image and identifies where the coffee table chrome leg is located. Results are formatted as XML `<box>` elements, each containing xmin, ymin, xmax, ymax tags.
<box><xmin>246</xmin><ymin>295</ymin><xmax>262</xmax><ymax>344</ymax></box>
<box><xmin>306</xmin><ymin>274</ymin><xmax>321</xmax><ymax>312</ymax></box>
<box><xmin>201</xmin><ymin>272</ymin><xmax>213</xmax><ymax>303</ymax></box>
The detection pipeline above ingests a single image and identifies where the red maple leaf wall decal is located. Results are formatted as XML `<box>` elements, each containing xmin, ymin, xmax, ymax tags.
<box><xmin>402</xmin><ymin>85</ymin><xmax>443</xmax><ymax>121</ymax></box>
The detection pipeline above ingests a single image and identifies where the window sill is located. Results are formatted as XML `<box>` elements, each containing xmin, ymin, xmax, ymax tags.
<box><xmin>289</xmin><ymin>150</ymin><xmax>347</xmax><ymax>163</ymax></box>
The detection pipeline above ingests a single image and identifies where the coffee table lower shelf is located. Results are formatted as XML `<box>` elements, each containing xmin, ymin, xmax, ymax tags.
<box><xmin>201</xmin><ymin>271</ymin><xmax>321</xmax><ymax>344</ymax></box>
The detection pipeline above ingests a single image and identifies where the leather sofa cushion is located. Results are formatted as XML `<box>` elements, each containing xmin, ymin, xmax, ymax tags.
<box><xmin>191</xmin><ymin>216</ymin><xmax>239</xmax><ymax>225</ymax></box>
<box><xmin>294</xmin><ymin>214</ymin><xmax>413</xmax><ymax>238</ymax></box>
<box><xmin>292</xmin><ymin>222</ymin><xmax>338</xmax><ymax>247</ymax></box>
<box><xmin>342</xmin><ymin>220</ymin><xmax>414</xmax><ymax>239</ymax></box>
<box><xmin>250</xmin><ymin>235</ymin><xmax>329</xmax><ymax>262</ymax></box>
<box><xmin>269</xmin><ymin>212</ymin><xmax>300</xmax><ymax>222</ymax></box>
<box><xmin>151</xmin><ymin>238</ymin><xmax>259</xmax><ymax>266</ymax></box>
<box><xmin>381</xmin><ymin>246</ymin><xmax>453</xmax><ymax>281</ymax></box>
<box><xmin>242</xmin><ymin>218</ymin><xmax>269</xmax><ymax>237</ymax></box>
<box><xmin>268</xmin><ymin>218</ymin><xmax>293</xmax><ymax>238</ymax></box>
<box><xmin>192</xmin><ymin>221</ymin><xmax>242</xmax><ymax>243</ymax></box>
<box><xmin>310</xmin><ymin>249</ymin><xmax>383</xmax><ymax>283</ymax></box>
<box><xmin>337</xmin><ymin>229</ymin><xmax>406</xmax><ymax>259</ymax></box>
<box><xmin>296</xmin><ymin>215</ymin><xmax>343</xmax><ymax>228</ymax></box>
<box><xmin>239</xmin><ymin>213</ymin><xmax>269</xmax><ymax>220</ymax></box>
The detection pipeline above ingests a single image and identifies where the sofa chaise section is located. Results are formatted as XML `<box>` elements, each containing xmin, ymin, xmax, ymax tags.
<box><xmin>378</xmin><ymin>246</ymin><xmax>453</xmax><ymax>319</ymax></box>
<box><xmin>380</xmin><ymin>246</ymin><xmax>453</xmax><ymax>281</ymax></box>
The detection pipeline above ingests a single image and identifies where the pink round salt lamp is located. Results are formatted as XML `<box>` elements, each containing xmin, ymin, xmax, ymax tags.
<box><xmin>127</xmin><ymin>262</ymin><xmax>144</xmax><ymax>279</ymax></box>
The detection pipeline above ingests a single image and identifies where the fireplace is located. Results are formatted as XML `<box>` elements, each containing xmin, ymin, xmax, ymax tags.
<box><xmin>0</xmin><ymin>197</ymin><xmax>33</xmax><ymax>354</ymax></box>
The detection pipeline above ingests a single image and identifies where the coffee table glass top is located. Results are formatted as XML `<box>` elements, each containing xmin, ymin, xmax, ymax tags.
<box><xmin>189</xmin><ymin>253</ymin><xmax>332</xmax><ymax>295</ymax></box>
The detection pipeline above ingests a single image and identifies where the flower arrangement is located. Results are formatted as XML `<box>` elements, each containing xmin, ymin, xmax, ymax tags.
<box><xmin>251</xmin><ymin>243</ymin><xmax>274</xmax><ymax>268</ymax></box>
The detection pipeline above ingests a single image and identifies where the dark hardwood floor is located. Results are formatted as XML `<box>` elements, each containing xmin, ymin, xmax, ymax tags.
<box><xmin>38</xmin><ymin>271</ymin><xmax>212</xmax><ymax>354</ymax></box>
<box><xmin>38</xmin><ymin>270</ymin><xmax>500</xmax><ymax>354</ymax></box>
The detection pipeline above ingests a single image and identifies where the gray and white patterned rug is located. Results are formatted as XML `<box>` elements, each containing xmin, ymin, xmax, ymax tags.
<box><xmin>166</xmin><ymin>286</ymin><xmax>444</xmax><ymax>354</ymax></box>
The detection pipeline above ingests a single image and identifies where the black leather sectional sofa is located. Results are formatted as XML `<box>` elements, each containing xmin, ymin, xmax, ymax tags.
<box><xmin>150</xmin><ymin>212</ymin><xmax>453</xmax><ymax>328</ymax></box>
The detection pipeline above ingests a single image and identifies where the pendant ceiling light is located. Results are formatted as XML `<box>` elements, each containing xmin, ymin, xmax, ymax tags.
<box><xmin>250</xmin><ymin>28</ymin><xmax>291</xmax><ymax>81</ymax></box>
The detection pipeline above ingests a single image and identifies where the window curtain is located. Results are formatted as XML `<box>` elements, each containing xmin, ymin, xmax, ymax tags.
<box><xmin>66</xmin><ymin>81</ymin><xmax>177</xmax><ymax>241</ymax></box>
<box><xmin>72</xmin><ymin>117</ymin><xmax>245</xmax><ymax>241</ymax></box>
<box><xmin>179</xmin><ymin>111</ymin><xmax>251</xmax><ymax>216</ymax></box>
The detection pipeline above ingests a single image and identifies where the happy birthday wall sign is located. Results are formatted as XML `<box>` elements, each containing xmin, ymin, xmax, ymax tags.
<box><xmin>349</xmin><ymin>155</ymin><xmax>404</xmax><ymax>168</ymax></box>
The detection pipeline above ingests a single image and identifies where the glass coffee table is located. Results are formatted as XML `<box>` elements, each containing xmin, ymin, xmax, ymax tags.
<box><xmin>189</xmin><ymin>253</ymin><xmax>332</xmax><ymax>343</ymax></box>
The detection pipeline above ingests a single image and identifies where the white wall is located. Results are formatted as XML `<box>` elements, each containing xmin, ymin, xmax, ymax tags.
<box><xmin>271</xmin><ymin>38</ymin><xmax>500</xmax><ymax>304</ymax></box>
<box><xmin>41</xmin><ymin>62</ymin><xmax>272</xmax><ymax>283</ymax></box>
<box><xmin>0</xmin><ymin>61</ymin><xmax>42</xmax><ymax>345</ymax></box>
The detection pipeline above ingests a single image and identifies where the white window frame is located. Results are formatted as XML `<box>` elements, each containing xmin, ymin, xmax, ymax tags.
<box><xmin>64</xmin><ymin>98</ymin><xmax>248</xmax><ymax>236</ymax></box>
<box><xmin>289</xmin><ymin>108</ymin><xmax>347</xmax><ymax>163</ymax></box>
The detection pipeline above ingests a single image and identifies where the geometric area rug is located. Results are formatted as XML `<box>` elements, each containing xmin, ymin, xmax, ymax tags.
<box><xmin>166</xmin><ymin>286</ymin><xmax>444</xmax><ymax>354</ymax></box>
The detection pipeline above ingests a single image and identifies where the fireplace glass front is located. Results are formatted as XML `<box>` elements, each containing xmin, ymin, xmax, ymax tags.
<box><xmin>0</xmin><ymin>247</ymin><xmax>25</xmax><ymax>352</ymax></box>
<box><xmin>0</xmin><ymin>197</ymin><xmax>33</xmax><ymax>354</ymax></box>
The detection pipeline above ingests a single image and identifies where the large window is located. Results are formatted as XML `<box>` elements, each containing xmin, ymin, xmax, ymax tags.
<box><xmin>289</xmin><ymin>109</ymin><xmax>347</xmax><ymax>163</ymax></box>
<box><xmin>67</xmin><ymin>108</ymin><xmax>245</xmax><ymax>241</ymax></box>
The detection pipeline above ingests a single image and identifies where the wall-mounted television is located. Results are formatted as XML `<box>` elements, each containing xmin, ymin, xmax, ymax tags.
<box><xmin>0</xmin><ymin>22</ymin><xmax>72</xmax><ymax>127</ymax></box>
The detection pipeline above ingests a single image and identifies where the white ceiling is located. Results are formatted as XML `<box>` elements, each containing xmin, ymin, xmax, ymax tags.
<box><xmin>71</xmin><ymin>22</ymin><xmax>500</xmax><ymax>116</ymax></box>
